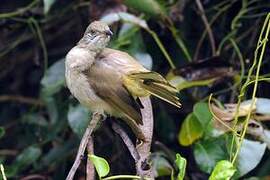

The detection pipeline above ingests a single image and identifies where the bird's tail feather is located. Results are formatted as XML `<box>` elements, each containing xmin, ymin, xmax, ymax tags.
<box><xmin>128</xmin><ymin>72</ymin><xmax>181</xmax><ymax>108</ymax></box>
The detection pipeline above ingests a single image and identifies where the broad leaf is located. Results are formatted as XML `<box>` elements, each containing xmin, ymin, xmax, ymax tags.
<box><xmin>123</xmin><ymin>0</ymin><xmax>167</xmax><ymax>19</ymax></box>
<box><xmin>43</xmin><ymin>0</ymin><xmax>56</xmax><ymax>14</ymax></box>
<box><xmin>209</xmin><ymin>160</ymin><xmax>236</xmax><ymax>180</ymax></box>
<box><xmin>178</xmin><ymin>113</ymin><xmax>203</xmax><ymax>146</ymax></box>
<box><xmin>237</xmin><ymin>139</ymin><xmax>266</xmax><ymax>176</ymax></box>
<box><xmin>193</xmin><ymin>102</ymin><xmax>212</xmax><ymax>128</ymax></box>
<box><xmin>6</xmin><ymin>146</ymin><xmax>42</xmax><ymax>176</ymax></box>
<box><xmin>194</xmin><ymin>137</ymin><xmax>229</xmax><ymax>173</ymax></box>
<box><xmin>41</xmin><ymin>59</ymin><xmax>65</xmax><ymax>97</ymax></box>
<box><xmin>67</xmin><ymin>104</ymin><xmax>91</xmax><ymax>138</ymax></box>
<box><xmin>88</xmin><ymin>154</ymin><xmax>110</xmax><ymax>178</ymax></box>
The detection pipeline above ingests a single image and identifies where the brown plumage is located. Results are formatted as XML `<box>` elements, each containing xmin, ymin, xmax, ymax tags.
<box><xmin>65</xmin><ymin>21</ymin><xmax>181</xmax><ymax>140</ymax></box>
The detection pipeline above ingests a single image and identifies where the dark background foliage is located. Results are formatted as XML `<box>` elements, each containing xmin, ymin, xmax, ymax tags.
<box><xmin>0</xmin><ymin>0</ymin><xmax>270</xmax><ymax>179</ymax></box>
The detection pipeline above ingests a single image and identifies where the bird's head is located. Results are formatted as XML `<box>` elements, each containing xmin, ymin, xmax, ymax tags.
<box><xmin>79</xmin><ymin>21</ymin><xmax>113</xmax><ymax>50</ymax></box>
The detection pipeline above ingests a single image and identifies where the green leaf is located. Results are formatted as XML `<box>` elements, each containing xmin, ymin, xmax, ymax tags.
<box><xmin>38</xmin><ymin>137</ymin><xmax>77</xmax><ymax>170</ymax></box>
<box><xmin>175</xmin><ymin>153</ymin><xmax>186</xmax><ymax>180</ymax></box>
<box><xmin>123</xmin><ymin>0</ymin><xmax>167</xmax><ymax>19</ymax></box>
<box><xmin>193</xmin><ymin>102</ymin><xmax>212</xmax><ymax>128</ymax></box>
<box><xmin>43</xmin><ymin>0</ymin><xmax>56</xmax><ymax>14</ymax></box>
<box><xmin>237</xmin><ymin>139</ymin><xmax>266</xmax><ymax>176</ymax></box>
<box><xmin>67</xmin><ymin>104</ymin><xmax>91</xmax><ymax>138</ymax></box>
<box><xmin>209</xmin><ymin>160</ymin><xmax>236</xmax><ymax>180</ymax></box>
<box><xmin>6</xmin><ymin>146</ymin><xmax>42</xmax><ymax>176</ymax></box>
<box><xmin>168</xmin><ymin>76</ymin><xmax>217</xmax><ymax>91</ymax></box>
<box><xmin>0</xmin><ymin>127</ymin><xmax>5</xmax><ymax>139</ymax></box>
<box><xmin>194</xmin><ymin>137</ymin><xmax>229</xmax><ymax>173</ymax></box>
<box><xmin>178</xmin><ymin>113</ymin><xmax>203</xmax><ymax>146</ymax></box>
<box><xmin>88</xmin><ymin>154</ymin><xmax>110</xmax><ymax>178</ymax></box>
<box><xmin>41</xmin><ymin>59</ymin><xmax>65</xmax><ymax>97</ymax></box>
<box><xmin>152</xmin><ymin>152</ymin><xmax>173</xmax><ymax>177</ymax></box>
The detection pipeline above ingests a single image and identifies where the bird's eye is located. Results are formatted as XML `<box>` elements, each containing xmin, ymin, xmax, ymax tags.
<box><xmin>90</xmin><ymin>30</ymin><xmax>96</xmax><ymax>35</ymax></box>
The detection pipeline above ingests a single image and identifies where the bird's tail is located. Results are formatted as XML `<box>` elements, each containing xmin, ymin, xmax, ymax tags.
<box><xmin>127</xmin><ymin>72</ymin><xmax>181</xmax><ymax>108</ymax></box>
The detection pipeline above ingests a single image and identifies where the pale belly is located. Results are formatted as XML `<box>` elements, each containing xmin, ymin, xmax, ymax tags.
<box><xmin>65</xmin><ymin>69</ymin><xmax>112</xmax><ymax>114</ymax></box>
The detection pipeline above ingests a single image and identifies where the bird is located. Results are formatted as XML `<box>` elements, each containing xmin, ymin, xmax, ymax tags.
<box><xmin>65</xmin><ymin>21</ymin><xmax>181</xmax><ymax>140</ymax></box>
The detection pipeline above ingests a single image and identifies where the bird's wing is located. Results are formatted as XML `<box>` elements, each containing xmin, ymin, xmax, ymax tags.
<box><xmin>99</xmin><ymin>48</ymin><xmax>149</xmax><ymax>74</ymax></box>
<box><xmin>83</xmin><ymin>56</ymin><xmax>143</xmax><ymax>125</ymax></box>
<box><xmin>99</xmin><ymin>48</ymin><xmax>181</xmax><ymax>108</ymax></box>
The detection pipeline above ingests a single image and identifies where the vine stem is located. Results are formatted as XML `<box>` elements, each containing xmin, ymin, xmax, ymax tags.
<box><xmin>103</xmin><ymin>175</ymin><xmax>150</xmax><ymax>180</ymax></box>
<box><xmin>231</xmin><ymin>13</ymin><xmax>270</xmax><ymax>165</ymax></box>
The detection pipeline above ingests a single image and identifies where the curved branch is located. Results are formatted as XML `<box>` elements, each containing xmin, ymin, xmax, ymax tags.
<box><xmin>136</xmin><ymin>97</ymin><xmax>154</xmax><ymax>179</ymax></box>
<box><xmin>112</xmin><ymin>122</ymin><xmax>140</xmax><ymax>161</ymax></box>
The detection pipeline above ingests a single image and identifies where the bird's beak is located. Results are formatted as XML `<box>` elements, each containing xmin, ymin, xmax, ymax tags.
<box><xmin>105</xmin><ymin>30</ymin><xmax>113</xmax><ymax>36</ymax></box>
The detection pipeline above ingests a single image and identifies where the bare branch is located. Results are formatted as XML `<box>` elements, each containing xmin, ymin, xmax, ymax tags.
<box><xmin>66</xmin><ymin>112</ymin><xmax>102</xmax><ymax>180</ymax></box>
<box><xmin>112</xmin><ymin>122</ymin><xmax>140</xmax><ymax>161</ymax></box>
<box><xmin>86</xmin><ymin>137</ymin><xmax>95</xmax><ymax>180</ymax></box>
<box><xmin>136</xmin><ymin>97</ymin><xmax>154</xmax><ymax>179</ymax></box>
<box><xmin>0</xmin><ymin>95</ymin><xmax>44</xmax><ymax>106</ymax></box>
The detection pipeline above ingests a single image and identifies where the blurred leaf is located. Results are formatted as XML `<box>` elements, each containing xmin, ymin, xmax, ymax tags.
<box><xmin>7</xmin><ymin>146</ymin><xmax>42</xmax><ymax>176</ymax></box>
<box><xmin>88</xmin><ymin>154</ymin><xmax>110</xmax><ymax>178</ymax></box>
<box><xmin>123</xmin><ymin>0</ymin><xmax>167</xmax><ymax>19</ymax></box>
<box><xmin>43</xmin><ymin>0</ymin><xmax>55</xmax><ymax>14</ymax></box>
<box><xmin>101</xmin><ymin>12</ymin><xmax>149</xmax><ymax>29</ymax></box>
<box><xmin>243</xmin><ymin>98</ymin><xmax>270</xmax><ymax>115</ymax></box>
<box><xmin>237</xmin><ymin>139</ymin><xmax>266</xmax><ymax>176</ymax></box>
<box><xmin>113</xmin><ymin>24</ymin><xmax>153</xmax><ymax>70</ymax></box>
<box><xmin>44</xmin><ymin>97</ymin><xmax>58</xmax><ymax>124</ymax></box>
<box><xmin>168</xmin><ymin>74</ymin><xmax>217</xmax><ymax>91</ymax></box>
<box><xmin>255</xmin><ymin>98</ymin><xmax>270</xmax><ymax>115</ymax></box>
<box><xmin>178</xmin><ymin>113</ymin><xmax>203</xmax><ymax>146</ymax></box>
<box><xmin>38</xmin><ymin>137</ymin><xmax>77</xmax><ymax>170</ymax></box>
<box><xmin>152</xmin><ymin>152</ymin><xmax>173</xmax><ymax>177</ymax></box>
<box><xmin>134</xmin><ymin>52</ymin><xmax>153</xmax><ymax>70</ymax></box>
<box><xmin>22</xmin><ymin>113</ymin><xmax>48</xmax><ymax>126</ymax></box>
<box><xmin>41</xmin><ymin>59</ymin><xmax>65</xmax><ymax>97</ymax></box>
<box><xmin>193</xmin><ymin>102</ymin><xmax>212</xmax><ymax>128</ymax></box>
<box><xmin>209</xmin><ymin>160</ymin><xmax>236</xmax><ymax>180</ymax></box>
<box><xmin>0</xmin><ymin>127</ymin><xmax>5</xmax><ymax>139</ymax></box>
<box><xmin>194</xmin><ymin>137</ymin><xmax>228</xmax><ymax>173</ymax></box>
<box><xmin>174</xmin><ymin>153</ymin><xmax>186</xmax><ymax>180</ymax></box>
<box><xmin>67</xmin><ymin>104</ymin><xmax>91</xmax><ymax>138</ymax></box>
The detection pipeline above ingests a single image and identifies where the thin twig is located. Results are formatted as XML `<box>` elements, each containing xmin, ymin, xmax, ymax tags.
<box><xmin>136</xmin><ymin>97</ymin><xmax>154</xmax><ymax>179</ymax></box>
<box><xmin>0</xmin><ymin>95</ymin><xmax>44</xmax><ymax>106</ymax></box>
<box><xmin>195</xmin><ymin>0</ymin><xmax>216</xmax><ymax>56</ymax></box>
<box><xmin>0</xmin><ymin>149</ymin><xmax>18</xmax><ymax>156</ymax></box>
<box><xmin>112</xmin><ymin>122</ymin><xmax>140</xmax><ymax>161</ymax></box>
<box><xmin>0</xmin><ymin>0</ymin><xmax>39</xmax><ymax>19</ymax></box>
<box><xmin>20</xmin><ymin>174</ymin><xmax>47</xmax><ymax>180</ymax></box>
<box><xmin>86</xmin><ymin>137</ymin><xmax>95</xmax><ymax>180</ymax></box>
<box><xmin>66</xmin><ymin>112</ymin><xmax>102</xmax><ymax>180</ymax></box>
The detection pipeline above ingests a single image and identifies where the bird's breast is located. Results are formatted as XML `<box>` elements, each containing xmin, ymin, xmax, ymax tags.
<box><xmin>65</xmin><ymin>68</ymin><xmax>110</xmax><ymax>112</ymax></box>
